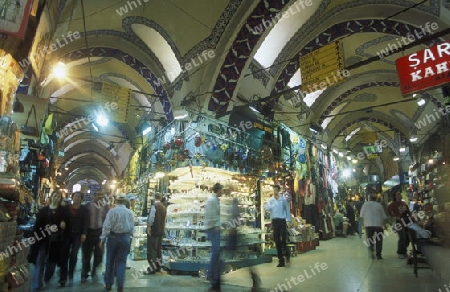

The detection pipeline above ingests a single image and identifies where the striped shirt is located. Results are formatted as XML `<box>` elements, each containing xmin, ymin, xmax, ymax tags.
<box><xmin>100</xmin><ymin>204</ymin><xmax>134</xmax><ymax>241</ymax></box>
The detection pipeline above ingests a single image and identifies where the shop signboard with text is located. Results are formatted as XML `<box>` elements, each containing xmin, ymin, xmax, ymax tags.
<box><xmin>396</xmin><ymin>41</ymin><xmax>450</xmax><ymax>95</ymax></box>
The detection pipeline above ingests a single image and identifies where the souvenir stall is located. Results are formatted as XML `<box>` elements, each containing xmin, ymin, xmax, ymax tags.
<box><xmin>406</xmin><ymin>151</ymin><xmax>448</xmax><ymax>245</ymax></box>
<box><xmin>160</xmin><ymin>166</ymin><xmax>270</xmax><ymax>274</ymax></box>
<box><xmin>0</xmin><ymin>50</ymin><xmax>33</xmax><ymax>292</ymax></box>
<box><xmin>129</xmin><ymin>112</ymin><xmax>275</xmax><ymax>272</ymax></box>
<box><xmin>260</xmin><ymin>124</ymin><xmax>318</xmax><ymax>254</ymax></box>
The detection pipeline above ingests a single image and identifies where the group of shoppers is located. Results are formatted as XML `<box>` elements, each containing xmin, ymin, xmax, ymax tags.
<box><xmin>359</xmin><ymin>191</ymin><xmax>417</xmax><ymax>260</ymax></box>
<box><xmin>31</xmin><ymin>190</ymin><xmax>135</xmax><ymax>291</ymax></box>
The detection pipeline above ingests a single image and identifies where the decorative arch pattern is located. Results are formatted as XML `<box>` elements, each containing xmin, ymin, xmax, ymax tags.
<box><xmin>271</xmin><ymin>18</ymin><xmax>439</xmax><ymax>99</ymax></box>
<box><xmin>330</xmin><ymin>117</ymin><xmax>407</xmax><ymax>147</ymax></box>
<box><xmin>269</xmin><ymin>0</ymin><xmax>439</xmax><ymax>75</ymax></box>
<box><xmin>317</xmin><ymin>82</ymin><xmax>443</xmax><ymax>125</ymax></box>
<box><xmin>61</xmin><ymin>47</ymin><xmax>174</xmax><ymax>120</ymax></box>
<box><xmin>208</xmin><ymin>0</ymin><xmax>291</xmax><ymax>113</ymax></box>
<box><xmin>62</xmin><ymin>150</ymin><xmax>119</xmax><ymax>175</ymax></box>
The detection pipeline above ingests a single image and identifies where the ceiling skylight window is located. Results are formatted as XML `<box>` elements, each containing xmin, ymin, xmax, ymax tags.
<box><xmin>345</xmin><ymin>127</ymin><xmax>361</xmax><ymax>142</ymax></box>
<box><xmin>132</xmin><ymin>24</ymin><xmax>181</xmax><ymax>82</ymax></box>
<box><xmin>287</xmin><ymin>69</ymin><xmax>324</xmax><ymax>107</ymax></box>
<box><xmin>253</xmin><ymin>0</ymin><xmax>320</xmax><ymax>68</ymax></box>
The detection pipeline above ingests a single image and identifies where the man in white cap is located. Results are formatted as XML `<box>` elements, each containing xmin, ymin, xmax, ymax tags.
<box><xmin>99</xmin><ymin>194</ymin><xmax>134</xmax><ymax>292</ymax></box>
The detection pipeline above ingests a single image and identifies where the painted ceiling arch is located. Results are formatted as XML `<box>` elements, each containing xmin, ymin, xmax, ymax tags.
<box><xmin>268</xmin><ymin>0</ymin><xmax>440</xmax><ymax>76</ymax></box>
<box><xmin>60</xmin><ymin>46</ymin><xmax>173</xmax><ymax>120</ymax></box>
<box><xmin>329</xmin><ymin>115</ymin><xmax>408</xmax><ymax>148</ymax></box>
<box><xmin>316</xmin><ymin>81</ymin><xmax>443</xmax><ymax>126</ymax></box>
<box><xmin>62</xmin><ymin>150</ymin><xmax>118</xmax><ymax>178</ymax></box>
<box><xmin>271</xmin><ymin>18</ymin><xmax>441</xmax><ymax>98</ymax></box>
<box><xmin>13</xmin><ymin>0</ymin><xmax>449</xmax><ymax>187</ymax></box>
<box><xmin>208</xmin><ymin>0</ymin><xmax>291</xmax><ymax>113</ymax></box>
<box><xmin>64</xmin><ymin>166</ymin><xmax>109</xmax><ymax>186</ymax></box>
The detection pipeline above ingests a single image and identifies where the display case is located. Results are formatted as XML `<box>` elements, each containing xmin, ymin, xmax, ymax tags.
<box><xmin>162</xmin><ymin>166</ymin><xmax>271</xmax><ymax>274</ymax></box>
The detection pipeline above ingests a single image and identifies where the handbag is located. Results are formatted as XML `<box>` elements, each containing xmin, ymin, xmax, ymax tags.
<box><xmin>20</xmin><ymin>105</ymin><xmax>39</xmax><ymax>136</ymax></box>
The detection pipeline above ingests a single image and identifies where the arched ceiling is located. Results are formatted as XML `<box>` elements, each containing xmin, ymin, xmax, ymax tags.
<box><xmin>28</xmin><ymin>0</ymin><xmax>450</xmax><ymax>187</ymax></box>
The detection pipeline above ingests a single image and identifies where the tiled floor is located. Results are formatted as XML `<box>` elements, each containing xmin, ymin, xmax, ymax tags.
<box><xmin>35</xmin><ymin>233</ymin><xmax>450</xmax><ymax>292</ymax></box>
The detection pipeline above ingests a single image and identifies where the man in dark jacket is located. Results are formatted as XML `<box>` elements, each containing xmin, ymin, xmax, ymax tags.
<box><xmin>346</xmin><ymin>200</ymin><xmax>356</xmax><ymax>235</ymax></box>
<box><xmin>145</xmin><ymin>192</ymin><xmax>167</xmax><ymax>274</ymax></box>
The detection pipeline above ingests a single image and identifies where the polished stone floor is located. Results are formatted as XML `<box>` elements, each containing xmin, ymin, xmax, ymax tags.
<box><xmin>34</xmin><ymin>232</ymin><xmax>450</xmax><ymax>292</ymax></box>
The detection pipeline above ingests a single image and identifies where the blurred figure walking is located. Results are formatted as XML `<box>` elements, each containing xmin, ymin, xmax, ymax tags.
<box><xmin>360</xmin><ymin>195</ymin><xmax>387</xmax><ymax>259</ymax></box>
<box><xmin>204</xmin><ymin>183</ymin><xmax>223</xmax><ymax>291</ymax></box>
<box><xmin>81</xmin><ymin>191</ymin><xmax>109</xmax><ymax>283</ymax></box>
<box><xmin>60</xmin><ymin>192</ymin><xmax>88</xmax><ymax>285</ymax></box>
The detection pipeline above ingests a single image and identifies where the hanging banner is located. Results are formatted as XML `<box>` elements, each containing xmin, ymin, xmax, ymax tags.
<box><xmin>101</xmin><ymin>82</ymin><xmax>131</xmax><ymax>123</ymax></box>
<box><xmin>0</xmin><ymin>0</ymin><xmax>33</xmax><ymax>38</ymax></box>
<box><xmin>359</xmin><ymin>131</ymin><xmax>377</xmax><ymax>143</ymax></box>
<box><xmin>396</xmin><ymin>41</ymin><xmax>450</xmax><ymax>95</ymax></box>
<box><xmin>300</xmin><ymin>41</ymin><xmax>345</xmax><ymax>88</ymax></box>
<box><xmin>28</xmin><ymin>10</ymin><xmax>52</xmax><ymax>79</ymax></box>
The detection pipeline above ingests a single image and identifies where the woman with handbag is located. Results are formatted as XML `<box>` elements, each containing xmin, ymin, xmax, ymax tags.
<box><xmin>31</xmin><ymin>190</ymin><xmax>68</xmax><ymax>291</ymax></box>
<box><xmin>59</xmin><ymin>192</ymin><xmax>88</xmax><ymax>286</ymax></box>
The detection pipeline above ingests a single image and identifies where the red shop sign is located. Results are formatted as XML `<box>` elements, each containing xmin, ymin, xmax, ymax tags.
<box><xmin>396</xmin><ymin>42</ymin><xmax>450</xmax><ymax>95</ymax></box>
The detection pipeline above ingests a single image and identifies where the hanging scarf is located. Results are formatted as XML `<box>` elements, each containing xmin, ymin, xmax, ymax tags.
<box><xmin>306</xmin><ymin>181</ymin><xmax>312</xmax><ymax>196</ymax></box>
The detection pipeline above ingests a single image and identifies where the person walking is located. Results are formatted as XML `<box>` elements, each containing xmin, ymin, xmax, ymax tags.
<box><xmin>387</xmin><ymin>192</ymin><xmax>411</xmax><ymax>259</ymax></box>
<box><xmin>99</xmin><ymin>194</ymin><xmax>135</xmax><ymax>292</ymax></box>
<box><xmin>345</xmin><ymin>200</ymin><xmax>356</xmax><ymax>235</ymax></box>
<box><xmin>227</xmin><ymin>197</ymin><xmax>261</xmax><ymax>291</ymax></box>
<box><xmin>145</xmin><ymin>192</ymin><xmax>167</xmax><ymax>274</ymax></box>
<box><xmin>60</xmin><ymin>192</ymin><xmax>88</xmax><ymax>286</ymax></box>
<box><xmin>81</xmin><ymin>191</ymin><xmax>110</xmax><ymax>283</ymax></box>
<box><xmin>31</xmin><ymin>190</ymin><xmax>68</xmax><ymax>291</ymax></box>
<box><xmin>360</xmin><ymin>195</ymin><xmax>387</xmax><ymax>259</ymax></box>
<box><xmin>265</xmin><ymin>184</ymin><xmax>291</xmax><ymax>267</ymax></box>
<box><xmin>204</xmin><ymin>183</ymin><xmax>223</xmax><ymax>291</ymax></box>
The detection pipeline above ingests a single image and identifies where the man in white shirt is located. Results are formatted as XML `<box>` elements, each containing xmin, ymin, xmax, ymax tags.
<box><xmin>265</xmin><ymin>185</ymin><xmax>292</xmax><ymax>267</ymax></box>
<box><xmin>99</xmin><ymin>194</ymin><xmax>135</xmax><ymax>292</ymax></box>
<box><xmin>204</xmin><ymin>183</ymin><xmax>223</xmax><ymax>291</ymax></box>
<box><xmin>360</xmin><ymin>195</ymin><xmax>387</xmax><ymax>260</ymax></box>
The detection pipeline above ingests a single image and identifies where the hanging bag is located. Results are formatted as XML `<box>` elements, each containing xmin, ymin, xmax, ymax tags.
<box><xmin>20</xmin><ymin>105</ymin><xmax>39</xmax><ymax>136</ymax></box>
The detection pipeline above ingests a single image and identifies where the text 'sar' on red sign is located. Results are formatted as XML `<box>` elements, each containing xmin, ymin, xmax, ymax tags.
<box><xmin>395</xmin><ymin>42</ymin><xmax>450</xmax><ymax>95</ymax></box>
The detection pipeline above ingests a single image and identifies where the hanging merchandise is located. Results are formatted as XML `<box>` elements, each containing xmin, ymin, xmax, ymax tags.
<box><xmin>194</xmin><ymin>135</ymin><xmax>202</xmax><ymax>147</ymax></box>
<box><xmin>44</xmin><ymin>113</ymin><xmax>56</xmax><ymax>135</ymax></box>
<box><xmin>174</xmin><ymin>137</ymin><xmax>184</xmax><ymax>147</ymax></box>
<box><xmin>220</xmin><ymin>143</ymin><xmax>228</xmax><ymax>152</ymax></box>
<box><xmin>20</xmin><ymin>105</ymin><xmax>39</xmax><ymax>136</ymax></box>
<box><xmin>39</xmin><ymin>126</ymin><xmax>49</xmax><ymax>147</ymax></box>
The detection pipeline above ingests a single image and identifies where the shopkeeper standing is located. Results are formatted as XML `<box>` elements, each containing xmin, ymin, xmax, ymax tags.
<box><xmin>145</xmin><ymin>192</ymin><xmax>167</xmax><ymax>274</ymax></box>
<box><xmin>265</xmin><ymin>185</ymin><xmax>292</xmax><ymax>267</ymax></box>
